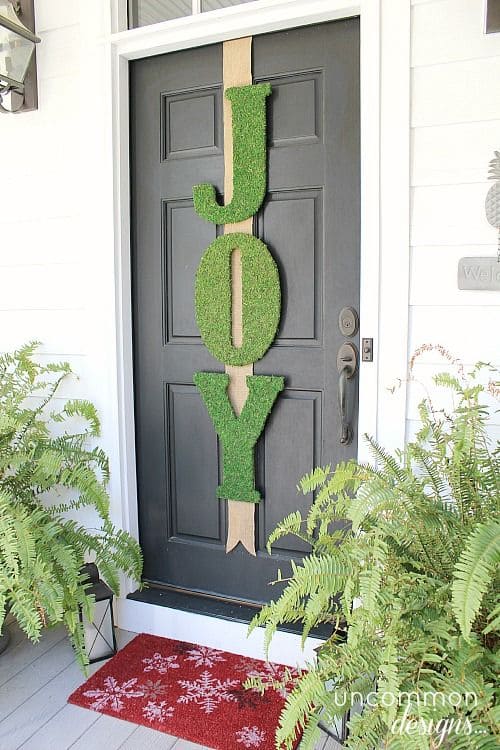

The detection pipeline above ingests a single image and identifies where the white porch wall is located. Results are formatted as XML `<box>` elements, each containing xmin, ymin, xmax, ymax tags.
<box><xmin>408</xmin><ymin>0</ymin><xmax>500</xmax><ymax>444</ymax></box>
<box><xmin>0</xmin><ymin>0</ymin><xmax>499</xmax><ymax>533</ymax></box>
<box><xmin>0</xmin><ymin>0</ymin><xmax>124</xmax><ymax>535</ymax></box>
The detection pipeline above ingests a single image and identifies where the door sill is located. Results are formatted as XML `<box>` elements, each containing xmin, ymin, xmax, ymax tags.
<box><xmin>127</xmin><ymin>586</ymin><xmax>334</xmax><ymax>639</ymax></box>
<box><xmin>117</xmin><ymin>587</ymin><xmax>336</xmax><ymax>666</ymax></box>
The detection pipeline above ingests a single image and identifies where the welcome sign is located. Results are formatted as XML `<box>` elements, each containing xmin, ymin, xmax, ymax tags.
<box><xmin>458</xmin><ymin>257</ymin><xmax>500</xmax><ymax>291</ymax></box>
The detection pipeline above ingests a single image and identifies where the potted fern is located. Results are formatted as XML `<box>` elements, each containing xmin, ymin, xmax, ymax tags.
<box><xmin>0</xmin><ymin>343</ymin><xmax>142</xmax><ymax>670</ymax></box>
<box><xmin>250</xmin><ymin>352</ymin><xmax>499</xmax><ymax>749</ymax></box>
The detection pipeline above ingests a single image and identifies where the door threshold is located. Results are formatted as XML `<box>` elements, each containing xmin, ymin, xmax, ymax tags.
<box><xmin>117</xmin><ymin>588</ymin><xmax>332</xmax><ymax>666</ymax></box>
<box><xmin>127</xmin><ymin>586</ymin><xmax>334</xmax><ymax>640</ymax></box>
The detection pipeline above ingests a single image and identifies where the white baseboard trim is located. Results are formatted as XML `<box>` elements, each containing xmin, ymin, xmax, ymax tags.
<box><xmin>115</xmin><ymin>598</ymin><xmax>324</xmax><ymax>667</ymax></box>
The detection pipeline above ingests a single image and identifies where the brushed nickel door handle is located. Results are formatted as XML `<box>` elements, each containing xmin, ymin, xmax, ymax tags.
<box><xmin>337</xmin><ymin>343</ymin><xmax>357</xmax><ymax>446</ymax></box>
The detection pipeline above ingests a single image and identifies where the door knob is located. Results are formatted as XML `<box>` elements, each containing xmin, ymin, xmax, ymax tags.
<box><xmin>337</xmin><ymin>343</ymin><xmax>357</xmax><ymax>445</ymax></box>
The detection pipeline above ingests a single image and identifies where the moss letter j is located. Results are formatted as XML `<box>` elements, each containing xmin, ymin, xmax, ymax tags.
<box><xmin>192</xmin><ymin>83</ymin><xmax>272</xmax><ymax>225</ymax></box>
<box><xmin>194</xmin><ymin>372</ymin><xmax>284</xmax><ymax>503</ymax></box>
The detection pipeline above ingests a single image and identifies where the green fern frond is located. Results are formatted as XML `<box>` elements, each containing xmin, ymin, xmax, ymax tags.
<box><xmin>61</xmin><ymin>400</ymin><xmax>101</xmax><ymax>437</ymax></box>
<box><xmin>358</xmin><ymin>533</ymin><xmax>387</xmax><ymax>615</ymax></box>
<box><xmin>266</xmin><ymin>510</ymin><xmax>308</xmax><ymax>553</ymax></box>
<box><xmin>0</xmin><ymin>344</ymin><xmax>142</xmax><ymax>672</ymax></box>
<box><xmin>483</xmin><ymin>602</ymin><xmax>500</xmax><ymax>635</ymax></box>
<box><xmin>252</xmin><ymin>359</ymin><xmax>500</xmax><ymax>750</ymax></box>
<box><xmin>364</xmin><ymin>435</ymin><xmax>406</xmax><ymax>482</ymax></box>
<box><xmin>298</xmin><ymin>465</ymin><xmax>331</xmax><ymax>494</ymax></box>
<box><xmin>452</xmin><ymin>521</ymin><xmax>500</xmax><ymax>638</ymax></box>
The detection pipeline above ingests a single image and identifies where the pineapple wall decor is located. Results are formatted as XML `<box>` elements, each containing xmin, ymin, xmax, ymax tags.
<box><xmin>486</xmin><ymin>150</ymin><xmax>500</xmax><ymax>260</ymax></box>
<box><xmin>192</xmin><ymin>39</ymin><xmax>283</xmax><ymax>555</ymax></box>
<box><xmin>457</xmin><ymin>150</ymin><xmax>500</xmax><ymax>290</ymax></box>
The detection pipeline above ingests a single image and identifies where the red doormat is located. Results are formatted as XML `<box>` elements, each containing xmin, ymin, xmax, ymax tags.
<box><xmin>68</xmin><ymin>633</ymin><xmax>303</xmax><ymax>750</ymax></box>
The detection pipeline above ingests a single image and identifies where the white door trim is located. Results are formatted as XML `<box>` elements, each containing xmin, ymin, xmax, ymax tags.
<box><xmin>105</xmin><ymin>0</ymin><xmax>410</xmax><ymax>652</ymax></box>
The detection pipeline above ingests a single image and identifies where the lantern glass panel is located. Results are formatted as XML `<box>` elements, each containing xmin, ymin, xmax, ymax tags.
<box><xmin>0</xmin><ymin>1</ymin><xmax>37</xmax><ymax>85</ymax></box>
<box><xmin>83</xmin><ymin>598</ymin><xmax>116</xmax><ymax>662</ymax></box>
<box><xmin>0</xmin><ymin>22</ymin><xmax>34</xmax><ymax>85</ymax></box>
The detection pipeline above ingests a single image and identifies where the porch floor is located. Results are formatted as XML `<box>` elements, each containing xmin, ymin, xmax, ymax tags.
<box><xmin>0</xmin><ymin>619</ymin><xmax>340</xmax><ymax>750</ymax></box>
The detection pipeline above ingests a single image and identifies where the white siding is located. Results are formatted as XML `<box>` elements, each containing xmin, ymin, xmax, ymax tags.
<box><xmin>409</xmin><ymin>0</ymin><xmax>500</xmax><ymax>438</ymax></box>
<box><xmin>0</xmin><ymin>1</ymin><xmax>121</xmax><ymax>534</ymax></box>
<box><xmin>0</xmin><ymin>2</ymin><xmax>84</xmax><ymax>355</ymax></box>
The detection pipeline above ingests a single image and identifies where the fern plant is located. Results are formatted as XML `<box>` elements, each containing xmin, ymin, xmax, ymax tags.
<box><xmin>0</xmin><ymin>343</ymin><xmax>142</xmax><ymax>670</ymax></box>
<box><xmin>250</xmin><ymin>356</ymin><xmax>499</xmax><ymax>749</ymax></box>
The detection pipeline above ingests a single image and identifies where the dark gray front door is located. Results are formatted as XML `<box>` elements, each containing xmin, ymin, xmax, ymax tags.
<box><xmin>130</xmin><ymin>19</ymin><xmax>360</xmax><ymax>605</ymax></box>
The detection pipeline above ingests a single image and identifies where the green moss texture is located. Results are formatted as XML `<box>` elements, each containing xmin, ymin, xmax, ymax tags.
<box><xmin>195</xmin><ymin>232</ymin><xmax>281</xmax><ymax>366</ymax></box>
<box><xmin>194</xmin><ymin>372</ymin><xmax>284</xmax><ymax>502</ymax></box>
<box><xmin>192</xmin><ymin>83</ymin><xmax>271</xmax><ymax>225</ymax></box>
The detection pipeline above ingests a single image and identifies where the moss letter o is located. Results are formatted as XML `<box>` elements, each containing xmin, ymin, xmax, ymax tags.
<box><xmin>195</xmin><ymin>233</ymin><xmax>280</xmax><ymax>366</ymax></box>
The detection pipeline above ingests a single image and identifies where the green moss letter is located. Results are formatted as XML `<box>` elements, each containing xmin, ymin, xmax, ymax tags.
<box><xmin>195</xmin><ymin>233</ymin><xmax>280</xmax><ymax>366</ymax></box>
<box><xmin>194</xmin><ymin>372</ymin><xmax>284</xmax><ymax>502</ymax></box>
<box><xmin>193</xmin><ymin>83</ymin><xmax>271</xmax><ymax>225</ymax></box>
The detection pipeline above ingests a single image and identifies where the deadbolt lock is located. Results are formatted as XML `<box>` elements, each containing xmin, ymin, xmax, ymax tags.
<box><xmin>338</xmin><ymin>307</ymin><xmax>359</xmax><ymax>337</ymax></box>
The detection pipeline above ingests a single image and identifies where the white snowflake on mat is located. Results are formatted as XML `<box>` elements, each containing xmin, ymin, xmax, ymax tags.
<box><xmin>142</xmin><ymin>652</ymin><xmax>180</xmax><ymax>674</ymax></box>
<box><xmin>142</xmin><ymin>700</ymin><xmax>174</xmax><ymax>722</ymax></box>
<box><xmin>236</xmin><ymin>725</ymin><xmax>266</xmax><ymax>748</ymax></box>
<box><xmin>234</xmin><ymin>658</ymin><xmax>262</xmax><ymax>673</ymax></box>
<box><xmin>184</xmin><ymin>645</ymin><xmax>226</xmax><ymax>668</ymax></box>
<box><xmin>83</xmin><ymin>676</ymin><xmax>144</xmax><ymax>712</ymax></box>
<box><xmin>245</xmin><ymin>663</ymin><xmax>298</xmax><ymax>698</ymax></box>
<box><xmin>177</xmin><ymin>670</ymin><xmax>238</xmax><ymax>714</ymax></box>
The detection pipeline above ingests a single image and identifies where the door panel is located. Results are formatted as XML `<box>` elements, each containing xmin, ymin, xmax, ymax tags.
<box><xmin>257</xmin><ymin>189</ymin><xmax>322</xmax><ymax>344</ymax></box>
<box><xmin>131</xmin><ymin>19</ymin><xmax>360</xmax><ymax>605</ymax></box>
<box><xmin>261</xmin><ymin>389</ymin><xmax>321</xmax><ymax>555</ymax></box>
<box><xmin>167</xmin><ymin>384</ymin><xmax>222</xmax><ymax>542</ymax></box>
<box><xmin>164</xmin><ymin>198</ymin><xmax>216</xmax><ymax>342</ymax></box>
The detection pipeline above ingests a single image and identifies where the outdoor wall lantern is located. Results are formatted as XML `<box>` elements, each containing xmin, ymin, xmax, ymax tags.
<box><xmin>0</xmin><ymin>0</ymin><xmax>40</xmax><ymax>113</ymax></box>
<box><xmin>80</xmin><ymin>563</ymin><xmax>118</xmax><ymax>664</ymax></box>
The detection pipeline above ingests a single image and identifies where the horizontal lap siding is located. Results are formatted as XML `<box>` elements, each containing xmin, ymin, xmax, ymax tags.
<box><xmin>0</xmin><ymin>0</ymin><xmax>115</xmax><ymax>401</ymax></box>
<box><xmin>0</xmin><ymin>3</ymin><xmax>83</xmax><ymax>363</ymax></box>
<box><xmin>0</xmin><ymin>1</ymin><xmax>119</xmax><ymax>528</ymax></box>
<box><xmin>408</xmin><ymin>0</ymin><xmax>500</xmax><ymax>439</ymax></box>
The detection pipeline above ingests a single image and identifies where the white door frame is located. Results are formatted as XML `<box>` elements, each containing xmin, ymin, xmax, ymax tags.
<box><xmin>104</xmin><ymin>0</ymin><xmax>410</xmax><ymax>659</ymax></box>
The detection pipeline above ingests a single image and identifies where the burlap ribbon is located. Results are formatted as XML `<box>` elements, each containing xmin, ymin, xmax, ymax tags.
<box><xmin>222</xmin><ymin>38</ymin><xmax>256</xmax><ymax>556</ymax></box>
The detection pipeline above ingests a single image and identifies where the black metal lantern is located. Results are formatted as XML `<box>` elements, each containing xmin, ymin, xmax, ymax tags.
<box><xmin>80</xmin><ymin>563</ymin><xmax>117</xmax><ymax>663</ymax></box>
